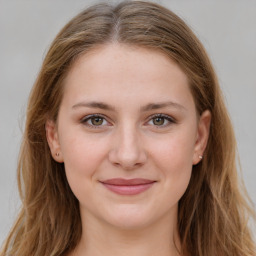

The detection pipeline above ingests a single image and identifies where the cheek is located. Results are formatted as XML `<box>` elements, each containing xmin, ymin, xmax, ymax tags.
<box><xmin>150</xmin><ymin>129</ymin><xmax>196</xmax><ymax>171</ymax></box>
<box><xmin>59</xmin><ymin>133</ymin><xmax>108</xmax><ymax>196</ymax></box>
<box><xmin>149</xmin><ymin>132</ymin><xmax>195</xmax><ymax>199</ymax></box>
<box><xmin>60</xmin><ymin>130</ymin><xmax>107</xmax><ymax>167</ymax></box>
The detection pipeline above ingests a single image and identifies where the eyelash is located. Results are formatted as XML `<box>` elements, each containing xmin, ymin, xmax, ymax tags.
<box><xmin>80</xmin><ymin>113</ymin><xmax>176</xmax><ymax>129</ymax></box>
<box><xmin>81</xmin><ymin>114</ymin><xmax>109</xmax><ymax>129</ymax></box>
<box><xmin>147</xmin><ymin>113</ymin><xmax>176</xmax><ymax>127</ymax></box>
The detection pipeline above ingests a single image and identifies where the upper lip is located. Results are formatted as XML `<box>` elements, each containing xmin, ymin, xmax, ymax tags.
<box><xmin>100</xmin><ymin>178</ymin><xmax>156</xmax><ymax>186</ymax></box>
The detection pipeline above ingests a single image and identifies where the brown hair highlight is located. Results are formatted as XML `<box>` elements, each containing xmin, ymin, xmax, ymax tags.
<box><xmin>1</xmin><ymin>1</ymin><xmax>255</xmax><ymax>255</ymax></box>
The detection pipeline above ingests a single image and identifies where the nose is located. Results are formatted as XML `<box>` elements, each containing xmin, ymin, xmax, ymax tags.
<box><xmin>108</xmin><ymin>125</ymin><xmax>147</xmax><ymax>170</ymax></box>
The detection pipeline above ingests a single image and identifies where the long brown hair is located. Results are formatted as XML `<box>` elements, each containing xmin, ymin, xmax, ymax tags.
<box><xmin>1</xmin><ymin>1</ymin><xmax>255</xmax><ymax>255</ymax></box>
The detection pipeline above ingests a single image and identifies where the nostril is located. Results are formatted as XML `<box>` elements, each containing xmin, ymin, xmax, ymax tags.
<box><xmin>110</xmin><ymin>155</ymin><xmax>146</xmax><ymax>170</ymax></box>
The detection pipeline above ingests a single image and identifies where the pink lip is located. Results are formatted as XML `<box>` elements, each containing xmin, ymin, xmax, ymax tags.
<box><xmin>100</xmin><ymin>178</ymin><xmax>156</xmax><ymax>195</ymax></box>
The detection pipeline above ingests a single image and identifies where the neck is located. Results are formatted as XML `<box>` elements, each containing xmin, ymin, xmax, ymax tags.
<box><xmin>72</xmin><ymin>209</ymin><xmax>181</xmax><ymax>256</ymax></box>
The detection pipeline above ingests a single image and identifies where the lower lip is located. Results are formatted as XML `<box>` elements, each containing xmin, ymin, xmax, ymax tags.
<box><xmin>101</xmin><ymin>182</ymin><xmax>155</xmax><ymax>195</ymax></box>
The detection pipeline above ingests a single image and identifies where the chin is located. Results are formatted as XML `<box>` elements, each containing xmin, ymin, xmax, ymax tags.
<box><xmin>103</xmin><ymin>203</ymin><xmax>169</xmax><ymax>231</ymax></box>
<box><xmin>108</xmin><ymin>216</ymin><xmax>153</xmax><ymax>231</ymax></box>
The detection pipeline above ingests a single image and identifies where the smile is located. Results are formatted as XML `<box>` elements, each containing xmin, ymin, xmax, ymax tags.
<box><xmin>100</xmin><ymin>178</ymin><xmax>156</xmax><ymax>195</ymax></box>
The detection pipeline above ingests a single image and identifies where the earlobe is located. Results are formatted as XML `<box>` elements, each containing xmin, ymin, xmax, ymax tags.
<box><xmin>193</xmin><ymin>110</ymin><xmax>211</xmax><ymax>165</ymax></box>
<box><xmin>45</xmin><ymin>120</ymin><xmax>63</xmax><ymax>162</ymax></box>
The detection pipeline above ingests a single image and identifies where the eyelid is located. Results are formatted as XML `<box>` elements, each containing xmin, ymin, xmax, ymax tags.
<box><xmin>80</xmin><ymin>114</ymin><xmax>112</xmax><ymax>128</ymax></box>
<box><xmin>80</xmin><ymin>113</ymin><xmax>176</xmax><ymax>129</ymax></box>
<box><xmin>145</xmin><ymin>113</ymin><xmax>176</xmax><ymax>127</ymax></box>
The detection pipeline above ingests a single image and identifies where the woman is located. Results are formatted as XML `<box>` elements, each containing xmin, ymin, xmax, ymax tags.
<box><xmin>1</xmin><ymin>1</ymin><xmax>255</xmax><ymax>256</ymax></box>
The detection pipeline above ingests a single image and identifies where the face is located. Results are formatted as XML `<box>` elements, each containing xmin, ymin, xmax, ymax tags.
<box><xmin>46</xmin><ymin>44</ymin><xmax>210</xmax><ymax>230</ymax></box>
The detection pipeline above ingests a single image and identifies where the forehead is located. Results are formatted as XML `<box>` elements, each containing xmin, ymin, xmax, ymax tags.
<box><xmin>67</xmin><ymin>43</ymin><xmax>186</xmax><ymax>81</ymax></box>
<box><xmin>62</xmin><ymin>43</ymin><xmax>195</xmax><ymax>111</ymax></box>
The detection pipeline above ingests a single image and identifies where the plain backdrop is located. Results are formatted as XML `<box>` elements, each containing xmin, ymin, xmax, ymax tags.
<box><xmin>0</xmin><ymin>0</ymin><xmax>255</xmax><ymax>245</ymax></box>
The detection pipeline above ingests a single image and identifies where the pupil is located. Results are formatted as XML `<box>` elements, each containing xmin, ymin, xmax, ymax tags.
<box><xmin>92</xmin><ymin>117</ymin><xmax>103</xmax><ymax>125</ymax></box>
<box><xmin>153</xmin><ymin>117</ymin><xmax>164</xmax><ymax>125</ymax></box>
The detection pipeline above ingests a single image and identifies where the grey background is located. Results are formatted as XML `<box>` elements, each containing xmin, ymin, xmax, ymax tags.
<box><xmin>0</xmin><ymin>0</ymin><xmax>255</xmax><ymax>245</ymax></box>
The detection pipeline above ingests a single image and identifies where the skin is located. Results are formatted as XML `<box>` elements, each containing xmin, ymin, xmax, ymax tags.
<box><xmin>46</xmin><ymin>43</ymin><xmax>211</xmax><ymax>256</ymax></box>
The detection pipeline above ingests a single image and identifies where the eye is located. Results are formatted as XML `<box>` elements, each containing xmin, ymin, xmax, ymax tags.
<box><xmin>81</xmin><ymin>114</ymin><xmax>110</xmax><ymax>128</ymax></box>
<box><xmin>147</xmin><ymin>114</ymin><xmax>175</xmax><ymax>127</ymax></box>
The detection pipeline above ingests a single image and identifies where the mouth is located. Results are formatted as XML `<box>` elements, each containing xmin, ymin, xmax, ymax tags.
<box><xmin>100</xmin><ymin>178</ymin><xmax>156</xmax><ymax>195</ymax></box>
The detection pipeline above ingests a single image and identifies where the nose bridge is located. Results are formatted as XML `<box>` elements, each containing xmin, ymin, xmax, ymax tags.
<box><xmin>108</xmin><ymin>121</ymin><xmax>147</xmax><ymax>169</ymax></box>
<box><xmin>120</xmin><ymin>123</ymin><xmax>139</xmax><ymax>154</ymax></box>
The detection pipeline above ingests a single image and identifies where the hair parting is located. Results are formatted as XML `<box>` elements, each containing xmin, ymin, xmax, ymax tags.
<box><xmin>1</xmin><ymin>1</ymin><xmax>255</xmax><ymax>256</ymax></box>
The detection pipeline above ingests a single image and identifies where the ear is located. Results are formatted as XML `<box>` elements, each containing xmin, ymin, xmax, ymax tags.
<box><xmin>45</xmin><ymin>120</ymin><xmax>63</xmax><ymax>162</ymax></box>
<box><xmin>193</xmin><ymin>110</ymin><xmax>211</xmax><ymax>165</ymax></box>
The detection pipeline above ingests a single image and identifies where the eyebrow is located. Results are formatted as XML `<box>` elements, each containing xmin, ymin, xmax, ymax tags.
<box><xmin>72</xmin><ymin>101</ymin><xmax>187</xmax><ymax>112</ymax></box>
<box><xmin>140</xmin><ymin>102</ymin><xmax>187</xmax><ymax>112</ymax></box>
<box><xmin>72</xmin><ymin>101</ymin><xmax>116</xmax><ymax>111</ymax></box>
